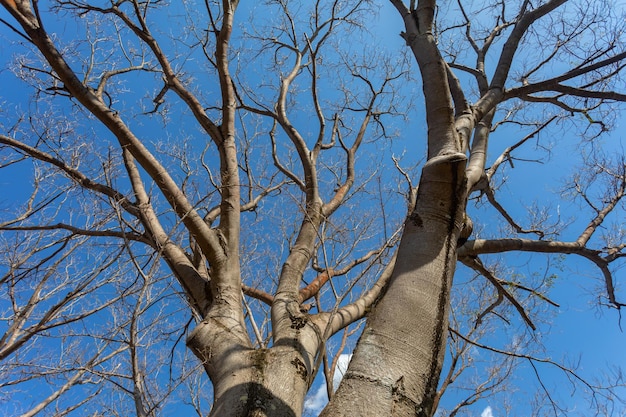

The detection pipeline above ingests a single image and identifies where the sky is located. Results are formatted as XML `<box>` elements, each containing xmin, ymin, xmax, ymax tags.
<box><xmin>300</xmin><ymin>354</ymin><xmax>493</xmax><ymax>416</ymax></box>
<box><xmin>303</xmin><ymin>354</ymin><xmax>353</xmax><ymax>416</ymax></box>
<box><xmin>2</xmin><ymin>1</ymin><xmax>626</xmax><ymax>416</ymax></box>
<box><xmin>304</xmin><ymin>356</ymin><xmax>508</xmax><ymax>417</ymax></box>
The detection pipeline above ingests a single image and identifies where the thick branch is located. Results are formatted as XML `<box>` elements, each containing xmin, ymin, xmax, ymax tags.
<box><xmin>459</xmin><ymin>238</ymin><xmax>623</xmax><ymax>308</ymax></box>
<box><xmin>122</xmin><ymin>149</ymin><xmax>211</xmax><ymax>316</ymax></box>
<box><xmin>325</xmin><ymin>253</ymin><xmax>396</xmax><ymax>336</ymax></box>
<box><xmin>490</xmin><ymin>0</ymin><xmax>568</xmax><ymax>89</ymax></box>
<box><xmin>393</xmin><ymin>0</ymin><xmax>458</xmax><ymax>157</ymax></box>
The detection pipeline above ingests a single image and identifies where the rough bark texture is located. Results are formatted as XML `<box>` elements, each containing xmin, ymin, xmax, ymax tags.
<box><xmin>320</xmin><ymin>3</ymin><xmax>473</xmax><ymax>413</ymax></box>
<box><xmin>4</xmin><ymin>0</ymin><xmax>625</xmax><ymax>416</ymax></box>
<box><xmin>188</xmin><ymin>308</ymin><xmax>326</xmax><ymax>417</ymax></box>
<box><xmin>188</xmin><ymin>343</ymin><xmax>306</xmax><ymax>417</ymax></box>
<box><xmin>320</xmin><ymin>153</ymin><xmax>468</xmax><ymax>417</ymax></box>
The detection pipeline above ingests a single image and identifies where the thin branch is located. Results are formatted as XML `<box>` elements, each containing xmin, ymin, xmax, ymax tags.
<box><xmin>1</xmin><ymin>223</ymin><xmax>149</xmax><ymax>243</ymax></box>
<box><xmin>461</xmin><ymin>256</ymin><xmax>536</xmax><ymax>330</ymax></box>
<box><xmin>505</xmin><ymin>51</ymin><xmax>626</xmax><ymax>100</ymax></box>
<box><xmin>0</xmin><ymin>135</ymin><xmax>140</xmax><ymax>217</ymax></box>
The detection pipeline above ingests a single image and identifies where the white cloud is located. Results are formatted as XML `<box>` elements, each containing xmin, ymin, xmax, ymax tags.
<box><xmin>332</xmin><ymin>354</ymin><xmax>352</xmax><ymax>391</ymax></box>
<box><xmin>481</xmin><ymin>406</ymin><xmax>494</xmax><ymax>417</ymax></box>
<box><xmin>303</xmin><ymin>384</ymin><xmax>328</xmax><ymax>417</ymax></box>
<box><xmin>303</xmin><ymin>354</ymin><xmax>353</xmax><ymax>416</ymax></box>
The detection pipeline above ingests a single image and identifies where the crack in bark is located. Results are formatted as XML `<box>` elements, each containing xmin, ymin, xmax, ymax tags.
<box><xmin>343</xmin><ymin>371</ymin><xmax>383</xmax><ymax>385</ymax></box>
<box><xmin>391</xmin><ymin>375</ymin><xmax>422</xmax><ymax>415</ymax></box>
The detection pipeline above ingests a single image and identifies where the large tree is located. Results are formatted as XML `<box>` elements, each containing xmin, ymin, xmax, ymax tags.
<box><xmin>1</xmin><ymin>0</ymin><xmax>625</xmax><ymax>416</ymax></box>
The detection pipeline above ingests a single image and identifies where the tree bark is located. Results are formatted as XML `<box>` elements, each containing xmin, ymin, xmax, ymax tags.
<box><xmin>188</xmin><ymin>310</ymin><xmax>325</xmax><ymax>417</ymax></box>
<box><xmin>320</xmin><ymin>153</ymin><xmax>467</xmax><ymax>417</ymax></box>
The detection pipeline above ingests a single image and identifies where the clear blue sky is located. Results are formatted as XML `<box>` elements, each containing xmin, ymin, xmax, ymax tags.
<box><xmin>1</xmin><ymin>1</ymin><xmax>625</xmax><ymax>416</ymax></box>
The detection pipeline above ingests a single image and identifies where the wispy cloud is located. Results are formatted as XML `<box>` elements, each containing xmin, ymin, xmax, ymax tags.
<box><xmin>303</xmin><ymin>354</ymin><xmax>353</xmax><ymax>416</ymax></box>
<box><xmin>481</xmin><ymin>406</ymin><xmax>494</xmax><ymax>417</ymax></box>
<box><xmin>332</xmin><ymin>354</ymin><xmax>352</xmax><ymax>390</ymax></box>
<box><xmin>303</xmin><ymin>384</ymin><xmax>328</xmax><ymax>417</ymax></box>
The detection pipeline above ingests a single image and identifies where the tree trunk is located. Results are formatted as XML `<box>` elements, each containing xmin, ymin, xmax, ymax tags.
<box><xmin>188</xmin><ymin>312</ymin><xmax>323</xmax><ymax>417</ymax></box>
<box><xmin>320</xmin><ymin>153</ymin><xmax>467</xmax><ymax>417</ymax></box>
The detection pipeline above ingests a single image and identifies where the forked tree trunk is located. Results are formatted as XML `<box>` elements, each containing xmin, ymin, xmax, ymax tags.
<box><xmin>186</xmin><ymin>154</ymin><xmax>467</xmax><ymax>417</ymax></box>
<box><xmin>187</xmin><ymin>312</ymin><xmax>323</xmax><ymax>417</ymax></box>
<box><xmin>320</xmin><ymin>153</ymin><xmax>468</xmax><ymax>417</ymax></box>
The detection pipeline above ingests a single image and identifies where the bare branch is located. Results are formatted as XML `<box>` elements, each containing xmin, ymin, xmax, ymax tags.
<box><xmin>461</xmin><ymin>256</ymin><xmax>536</xmax><ymax>330</ymax></box>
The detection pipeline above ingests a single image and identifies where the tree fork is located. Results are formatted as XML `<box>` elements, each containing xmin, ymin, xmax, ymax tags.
<box><xmin>188</xmin><ymin>312</ymin><xmax>325</xmax><ymax>417</ymax></box>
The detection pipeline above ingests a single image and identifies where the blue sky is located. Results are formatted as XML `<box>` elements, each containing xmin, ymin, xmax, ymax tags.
<box><xmin>2</xmin><ymin>1</ymin><xmax>626</xmax><ymax>416</ymax></box>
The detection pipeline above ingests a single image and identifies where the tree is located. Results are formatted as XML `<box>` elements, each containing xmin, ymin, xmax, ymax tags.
<box><xmin>1</xmin><ymin>0</ymin><xmax>625</xmax><ymax>416</ymax></box>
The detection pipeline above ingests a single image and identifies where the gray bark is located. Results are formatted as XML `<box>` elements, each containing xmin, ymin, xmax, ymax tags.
<box><xmin>188</xmin><ymin>308</ymin><xmax>326</xmax><ymax>417</ymax></box>
<box><xmin>320</xmin><ymin>153</ymin><xmax>468</xmax><ymax>417</ymax></box>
